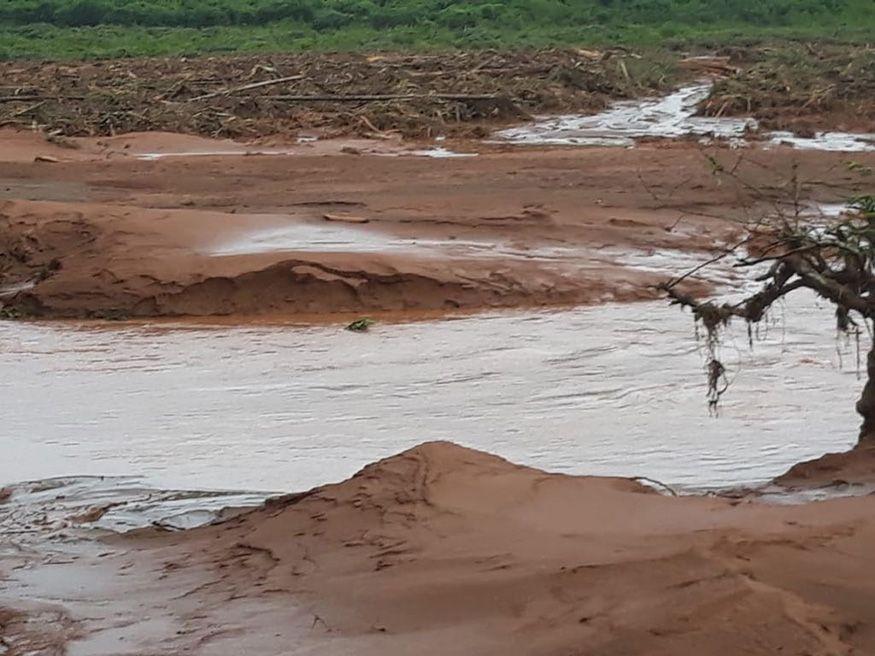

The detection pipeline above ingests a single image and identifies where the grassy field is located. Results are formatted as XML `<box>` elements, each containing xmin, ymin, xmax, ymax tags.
<box><xmin>1</xmin><ymin>0</ymin><xmax>874</xmax><ymax>59</ymax></box>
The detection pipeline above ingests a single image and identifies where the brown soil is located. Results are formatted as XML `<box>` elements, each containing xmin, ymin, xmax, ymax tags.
<box><xmin>0</xmin><ymin>606</ymin><xmax>77</xmax><ymax>656</ymax></box>
<box><xmin>0</xmin><ymin>49</ymin><xmax>678</xmax><ymax>140</ymax></box>
<box><xmin>8</xmin><ymin>441</ymin><xmax>875</xmax><ymax>655</ymax></box>
<box><xmin>2</xmin><ymin>131</ymin><xmax>868</xmax><ymax>319</ymax></box>
<box><xmin>775</xmin><ymin>444</ymin><xmax>875</xmax><ymax>488</ymax></box>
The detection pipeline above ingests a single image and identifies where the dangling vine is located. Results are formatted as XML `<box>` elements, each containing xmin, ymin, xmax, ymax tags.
<box><xmin>660</xmin><ymin>191</ymin><xmax>875</xmax><ymax>440</ymax></box>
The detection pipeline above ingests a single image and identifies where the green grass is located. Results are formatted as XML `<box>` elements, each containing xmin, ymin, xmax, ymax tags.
<box><xmin>1</xmin><ymin>0</ymin><xmax>874</xmax><ymax>59</ymax></box>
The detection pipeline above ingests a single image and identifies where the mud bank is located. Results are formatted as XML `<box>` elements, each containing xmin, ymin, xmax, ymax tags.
<box><xmin>2</xmin><ymin>135</ymin><xmax>870</xmax><ymax>318</ymax></box>
<box><xmin>0</xmin><ymin>197</ymin><xmax>686</xmax><ymax>318</ymax></box>
<box><xmin>4</xmin><ymin>441</ymin><xmax>875</xmax><ymax>656</ymax></box>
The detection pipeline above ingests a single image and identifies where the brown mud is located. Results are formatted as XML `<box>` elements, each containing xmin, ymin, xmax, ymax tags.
<box><xmin>776</xmin><ymin>444</ymin><xmax>875</xmax><ymax>489</ymax></box>
<box><xmin>4</xmin><ymin>442</ymin><xmax>875</xmax><ymax>656</ymax></box>
<box><xmin>2</xmin><ymin>131</ymin><xmax>871</xmax><ymax>319</ymax></box>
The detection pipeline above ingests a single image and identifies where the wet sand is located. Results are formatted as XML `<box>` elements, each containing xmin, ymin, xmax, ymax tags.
<box><xmin>2</xmin><ymin>127</ymin><xmax>872</xmax><ymax>318</ymax></box>
<box><xmin>4</xmin><ymin>442</ymin><xmax>875</xmax><ymax>655</ymax></box>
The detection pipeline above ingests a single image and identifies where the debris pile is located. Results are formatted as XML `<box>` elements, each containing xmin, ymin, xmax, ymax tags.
<box><xmin>0</xmin><ymin>49</ymin><xmax>677</xmax><ymax>139</ymax></box>
<box><xmin>699</xmin><ymin>45</ymin><xmax>875</xmax><ymax>135</ymax></box>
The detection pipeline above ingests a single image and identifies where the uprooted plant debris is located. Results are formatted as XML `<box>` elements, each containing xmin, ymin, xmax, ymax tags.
<box><xmin>0</xmin><ymin>49</ymin><xmax>679</xmax><ymax>139</ymax></box>
<box><xmin>699</xmin><ymin>44</ymin><xmax>875</xmax><ymax>135</ymax></box>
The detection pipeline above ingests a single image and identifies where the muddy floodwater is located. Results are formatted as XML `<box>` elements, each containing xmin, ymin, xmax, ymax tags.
<box><xmin>2</xmin><ymin>292</ymin><xmax>859</xmax><ymax>494</ymax></box>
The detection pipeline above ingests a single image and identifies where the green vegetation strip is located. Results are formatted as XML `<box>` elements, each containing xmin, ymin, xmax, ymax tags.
<box><xmin>1</xmin><ymin>0</ymin><xmax>873</xmax><ymax>59</ymax></box>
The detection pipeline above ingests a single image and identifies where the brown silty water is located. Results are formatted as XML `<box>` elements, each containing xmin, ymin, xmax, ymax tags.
<box><xmin>1</xmin><ymin>289</ymin><xmax>861</xmax><ymax>495</ymax></box>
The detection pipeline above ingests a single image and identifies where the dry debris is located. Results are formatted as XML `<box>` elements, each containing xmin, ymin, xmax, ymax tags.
<box><xmin>699</xmin><ymin>44</ymin><xmax>875</xmax><ymax>134</ymax></box>
<box><xmin>0</xmin><ymin>49</ymin><xmax>677</xmax><ymax>139</ymax></box>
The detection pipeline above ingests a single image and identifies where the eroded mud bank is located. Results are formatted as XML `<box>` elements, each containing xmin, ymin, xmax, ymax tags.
<box><xmin>2</xmin><ymin>129</ymin><xmax>870</xmax><ymax>319</ymax></box>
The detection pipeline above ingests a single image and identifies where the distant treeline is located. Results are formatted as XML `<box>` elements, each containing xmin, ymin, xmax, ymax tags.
<box><xmin>1</xmin><ymin>0</ymin><xmax>871</xmax><ymax>29</ymax></box>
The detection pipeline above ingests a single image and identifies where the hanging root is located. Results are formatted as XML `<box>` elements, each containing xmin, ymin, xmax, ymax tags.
<box><xmin>667</xmin><ymin>283</ymin><xmax>735</xmax><ymax>411</ymax></box>
<box><xmin>707</xmin><ymin>358</ymin><xmax>729</xmax><ymax>414</ymax></box>
<box><xmin>697</xmin><ymin>313</ymin><xmax>729</xmax><ymax>413</ymax></box>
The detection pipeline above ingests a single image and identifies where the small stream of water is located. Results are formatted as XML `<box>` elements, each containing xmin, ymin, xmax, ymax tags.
<box><xmin>495</xmin><ymin>83</ymin><xmax>875</xmax><ymax>151</ymax></box>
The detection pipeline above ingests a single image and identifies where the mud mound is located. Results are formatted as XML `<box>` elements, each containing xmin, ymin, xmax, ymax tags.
<box><xmin>145</xmin><ymin>441</ymin><xmax>875</xmax><ymax>655</ymax></box>
<box><xmin>0</xmin><ymin>199</ymin><xmax>691</xmax><ymax>319</ymax></box>
<box><xmin>0</xmin><ymin>203</ymin><xmax>96</xmax><ymax>314</ymax></box>
<box><xmin>0</xmin><ymin>49</ymin><xmax>677</xmax><ymax>139</ymax></box>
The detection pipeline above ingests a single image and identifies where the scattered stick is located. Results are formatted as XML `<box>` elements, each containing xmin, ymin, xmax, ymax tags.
<box><xmin>10</xmin><ymin>101</ymin><xmax>46</xmax><ymax>117</ymax></box>
<box><xmin>187</xmin><ymin>74</ymin><xmax>307</xmax><ymax>102</ymax></box>
<box><xmin>631</xmin><ymin>476</ymin><xmax>679</xmax><ymax>497</ymax></box>
<box><xmin>323</xmin><ymin>213</ymin><xmax>369</xmax><ymax>224</ymax></box>
<box><xmin>269</xmin><ymin>93</ymin><xmax>509</xmax><ymax>103</ymax></box>
<box><xmin>0</xmin><ymin>95</ymin><xmax>82</xmax><ymax>102</ymax></box>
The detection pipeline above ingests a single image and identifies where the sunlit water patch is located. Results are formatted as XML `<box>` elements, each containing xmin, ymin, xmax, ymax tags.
<box><xmin>0</xmin><ymin>476</ymin><xmax>267</xmax><ymax>537</ymax></box>
<box><xmin>768</xmin><ymin>130</ymin><xmax>875</xmax><ymax>153</ymax></box>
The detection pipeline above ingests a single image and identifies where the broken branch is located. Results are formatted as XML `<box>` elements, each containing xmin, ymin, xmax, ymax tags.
<box><xmin>187</xmin><ymin>74</ymin><xmax>307</xmax><ymax>102</ymax></box>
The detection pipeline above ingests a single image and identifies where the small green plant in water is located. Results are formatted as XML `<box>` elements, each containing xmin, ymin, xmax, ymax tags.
<box><xmin>850</xmin><ymin>195</ymin><xmax>875</xmax><ymax>218</ymax></box>
<box><xmin>346</xmin><ymin>317</ymin><xmax>376</xmax><ymax>332</ymax></box>
<box><xmin>846</xmin><ymin>161</ymin><xmax>873</xmax><ymax>177</ymax></box>
<box><xmin>92</xmin><ymin>308</ymin><xmax>130</xmax><ymax>321</ymax></box>
<box><xmin>0</xmin><ymin>306</ymin><xmax>23</xmax><ymax>320</ymax></box>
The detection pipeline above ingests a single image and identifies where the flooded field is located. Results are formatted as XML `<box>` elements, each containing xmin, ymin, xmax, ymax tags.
<box><xmin>3</xmin><ymin>44</ymin><xmax>875</xmax><ymax>656</ymax></box>
<box><xmin>1</xmin><ymin>291</ymin><xmax>859</xmax><ymax>495</ymax></box>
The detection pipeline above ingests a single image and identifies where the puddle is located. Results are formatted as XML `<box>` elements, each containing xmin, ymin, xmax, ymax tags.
<box><xmin>747</xmin><ymin>482</ymin><xmax>875</xmax><ymax>505</ymax></box>
<box><xmin>206</xmin><ymin>220</ymin><xmax>518</xmax><ymax>257</ymax></box>
<box><xmin>0</xmin><ymin>476</ymin><xmax>268</xmax><ymax>537</ymax></box>
<box><xmin>0</xmin><ymin>478</ymin><xmax>314</xmax><ymax>656</ymax></box>
<box><xmin>0</xmin><ymin>289</ymin><xmax>860</xmax><ymax>492</ymax></box>
<box><xmin>135</xmin><ymin>148</ymin><xmax>298</xmax><ymax>161</ymax></box>
<box><xmin>768</xmin><ymin>130</ymin><xmax>875</xmax><ymax>153</ymax></box>
<box><xmin>404</xmin><ymin>147</ymin><xmax>478</xmax><ymax>158</ymax></box>
<box><xmin>495</xmin><ymin>83</ymin><xmax>875</xmax><ymax>152</ymax></box>
<box><xmin>801</xmin><ymin>201</ymin><xmax>851</xmax><ymax>218</ymax></box>
<box><xmin>135</xmin><ymin>144</ymin><xmax>477</xmax><ymax>161</ymax></box>
<box><xmin>202</xmin><ymin>217</ymin><xmax>630</xmax><ymax>261</ymax></box>
<box><xmin>205</xmin><ymin>218</ymin><xmax>725</xmax><ymax>271</ymax></box>
<box><xmin>208</xmin><ymin>221</ymin><xmax>415</xmax><ymax>256</ymax></box>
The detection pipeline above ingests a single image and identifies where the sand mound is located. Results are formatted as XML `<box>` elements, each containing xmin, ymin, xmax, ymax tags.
<box><xmin>143</xmin><ymin>441</ymin><xmax>875</xmax><ymax>655</ymax></box>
